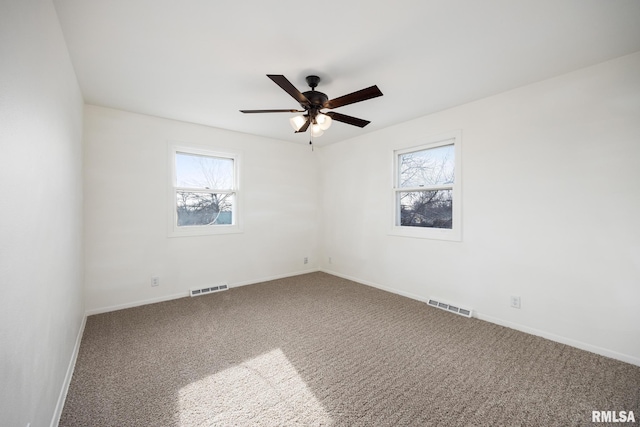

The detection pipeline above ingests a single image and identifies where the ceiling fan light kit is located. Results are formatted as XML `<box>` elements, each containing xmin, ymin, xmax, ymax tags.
<box><xmin>315</xmin><ymin>113</ymin><xmax>332</xmax><ymax>130</ymax></box>
<box><xmin>289</xmin><ymin>115</ymin><xmax>307</xmax><ymax>132</ymax></box>
<box><xmin>240</xmin><ymin>74</ymin><xmax>383</xmax><ymax>145</ymax></box>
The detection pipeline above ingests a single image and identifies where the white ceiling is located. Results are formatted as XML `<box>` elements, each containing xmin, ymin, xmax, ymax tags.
<box><xmin>53</xmin><ymin>0</ymin><xmax>640</xmax><ymax>146</ymax></box>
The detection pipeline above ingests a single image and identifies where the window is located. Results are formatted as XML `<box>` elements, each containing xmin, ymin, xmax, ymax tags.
<box><xmin>169</xmin><ymin>145</ymin><xmax>241</xmax><ymax>236</ymax></box>
<box><xmin>391</xmin><ymin>131</ymin><xmax>461</xmax><ymax>241</ymax></box>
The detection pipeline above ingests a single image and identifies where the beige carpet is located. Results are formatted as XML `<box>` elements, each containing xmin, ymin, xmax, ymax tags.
<box><xmin>60</xmin><ymin>272</ymin><xmax>640</xmax><ymax>426</ymax></box>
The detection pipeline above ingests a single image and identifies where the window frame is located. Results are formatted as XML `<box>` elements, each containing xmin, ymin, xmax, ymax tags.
<box><xmin>390</xmin><ymin>130</ymin><xmax>462</xmax><ymax>241</ymax></box>
<box><xmin>168</xmin><ymin>143</ymin><xmax>242</xmax><ymax>237</ymax></box>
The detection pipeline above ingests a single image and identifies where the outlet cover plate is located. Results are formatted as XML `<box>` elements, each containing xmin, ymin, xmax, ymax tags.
<box><xmin>510</xmin><ymin>296</ymin><xmax>521</xmax><ymax>309</ymax></box>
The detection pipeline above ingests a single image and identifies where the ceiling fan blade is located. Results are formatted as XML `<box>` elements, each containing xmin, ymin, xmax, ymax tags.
<box><xmin>325</xmin><ymin>111</ymin><xmax>371</xmax><ymax>128</ymax></box>
<box><xmin>240</xmin><ymin>109</ymin><xmax>305</xmax><ymax>113</ymax></box>
<box><xmin>295</xmin><ymin>117</ymin><xmax>310</xmax><ymax>133</ymax></box>
<box><xmin>324</xmin><ymin>85</ymin><xmax>383</xmax><ymax>110</ymax></box>
<box><xmin>267</xmin><ymin>75</ymin><xmax>310</xmax><ymax>106</ymax></box>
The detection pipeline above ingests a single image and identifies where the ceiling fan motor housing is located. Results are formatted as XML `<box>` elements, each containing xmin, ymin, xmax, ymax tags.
<box><xmin>302</xmin><ymin>76</ymin><xmax>327</xmax><ymax>121</ymax></box>
<box><xmin>301</xmin><ymin>90</ymin><xmax>328</xmax><ymax>109</ymax></box>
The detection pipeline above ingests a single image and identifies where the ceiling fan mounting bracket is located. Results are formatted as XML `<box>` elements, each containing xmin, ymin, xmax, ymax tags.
<box><xmin>305</xmin><ymin>75</ymin><xmax>321</xmax><ymax>89</ymax></box>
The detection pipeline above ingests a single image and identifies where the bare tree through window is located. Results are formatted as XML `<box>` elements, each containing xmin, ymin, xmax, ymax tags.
<box><xmin>398</xmin><ymin>144</ymin><xmax>454</xmax><ymax>229</ymax></box>
<box><xmin>175</xmin><ymin>152</ymin><xmax>235</xmax><ymax>226</ymax></box>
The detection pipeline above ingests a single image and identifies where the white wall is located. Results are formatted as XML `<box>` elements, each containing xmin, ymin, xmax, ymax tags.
<box><xmin>319</xmin><ymin>52</ymin><xmax>640</xmax><ymax>365</ymax></box>
<box><xmin>1</xmin><ymin>5</ymin><xmax>636</xmax><ymax>426</ymax></box>
<box><xmin>0</xmin><ymin>1</ymin><xmax>85</xmax><ymax>426</ymax></box>
<box><xmin>83</xmin><ymin>106</ymin><xmax>320</xmax><ymax>313</ymax></box>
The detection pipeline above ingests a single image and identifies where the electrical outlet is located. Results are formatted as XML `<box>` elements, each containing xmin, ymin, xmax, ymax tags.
<box><xmin>510</xmin><ymin>296</ymin><xmax>521</xmax><ymax>309</ymax></box>
<box><xmin>151</xmin><ymin>276</ymin><xmax>160</xmax><ymax>287</ymax></box>
<box><xmin>303</xmin><ymin>257</ymin><xmax>308</xmax><ymax>264</ymax></box>
<box><xmin>328</xmin><ymin>256</ymin><xmax>332</xmax><ymax>264</ymax></box>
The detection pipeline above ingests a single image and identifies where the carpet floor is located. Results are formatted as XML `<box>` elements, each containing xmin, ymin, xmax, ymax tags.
<box><xmin>60</xmin><ymin>272</ymin><xmax>640</xmax><ymax>426</ymax></box>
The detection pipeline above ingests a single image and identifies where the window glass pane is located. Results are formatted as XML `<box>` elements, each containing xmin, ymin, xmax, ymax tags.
<box><xmin>176</xmin><ymin>152</ymin><xmax>233</xmax><ymax>190</ymax></box>
<box><xmin>399</xmin><ymin>144</ymin><xmax>454</xmax><ymax>188</ymax></box>
<box><xmin>176</xmin><ymin>192</ymin><xmax>234</xmax><ymax>226</ymax></box>
<box><xmin>399</xmin><ymin>190</ymin><xmax>452</xmax><ymax>229</ymax></box>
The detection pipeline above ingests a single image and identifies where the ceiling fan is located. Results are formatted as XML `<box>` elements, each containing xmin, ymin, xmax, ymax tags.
<box><xmin>240</xmin><ymin>74</ymin><xmax>383</xmax><ymax>140</ymax></box>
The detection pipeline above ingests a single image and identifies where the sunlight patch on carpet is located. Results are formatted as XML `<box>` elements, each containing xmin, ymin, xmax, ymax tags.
<box><xmin>178</xmin><ymin>348</ymin><xmax>332</xmax><ymax>425</ymax></box>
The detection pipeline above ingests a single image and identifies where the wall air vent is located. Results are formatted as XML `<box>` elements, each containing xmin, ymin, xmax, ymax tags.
<box><xmin>427</xmin><ymin>298</ymin><xmax>472</xmax><ymax>318</ymax></box>
<box><xmin>190</xmin><ymin>283</ymin><xmax>229</xmax><ymax>297</ymax></box>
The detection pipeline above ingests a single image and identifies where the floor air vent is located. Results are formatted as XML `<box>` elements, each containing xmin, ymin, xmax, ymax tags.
<box><xmin>427</xmin><ymin>298</ymin><xmax>472</xmax><ymax>318</ymax></box>
<box><xmin>190</xmin><ymin>283</ymin><xmax>229</xmax><ymax>297</ymax></box>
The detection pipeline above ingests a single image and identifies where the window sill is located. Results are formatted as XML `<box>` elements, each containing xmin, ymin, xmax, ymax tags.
<box><xmin>389</xmin><ymin>226</ymin><xmax>461</xmax><ymax>242</ymax></box>
<box><xmin>168</xmin><ymin>224</ymin><xmax>243</xmax><ymax>238</ymax></box>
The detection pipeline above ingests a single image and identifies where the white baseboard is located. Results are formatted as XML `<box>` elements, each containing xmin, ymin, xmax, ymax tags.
<box><xmin>85</xmin><ymin>268</ymin><xmax>321</xmax><ymax>316</ymax></box>
<box><xmin>50</xmin><ymin>313</ymin><xmax>86</xmax><ymax>427</ymax></box>
<box><xmin>321</xmin><ymin>268</ymin><xmax>434</xmax><ymax>304</ymax></box>
<box><xmin>85</xmin><ymin>291</ymin><xmax>189</xmax><ymax>316</ymax></box>
<box><xmin>231</xmin><ymin>268</ymin><xmax>320</xmax><ymax>288</ymax></box>
<box><xmin>320</xmin><ymin>268</ymin><xmax>640</xmax><ymax>367</ymax></box>
<box><xmin>474</xmin><ymin>312</ymin><xmax>640</xmax><ymax>367</ymax></box>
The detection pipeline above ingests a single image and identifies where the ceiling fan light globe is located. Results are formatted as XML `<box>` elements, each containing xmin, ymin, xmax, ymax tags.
<box><xmin>290</xmin><ymin>115</ymin><xmax>306</xmax><ymax>131</ymax></box>
<box><xmin>316</xmin><ymin>113</ymin><xmax>332</xmax><ymax>130</ymax></box>
<box><xmin>311</xmin><ymin>124</ymin><xmax>324</xmax><ymax>137</ymax></box>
